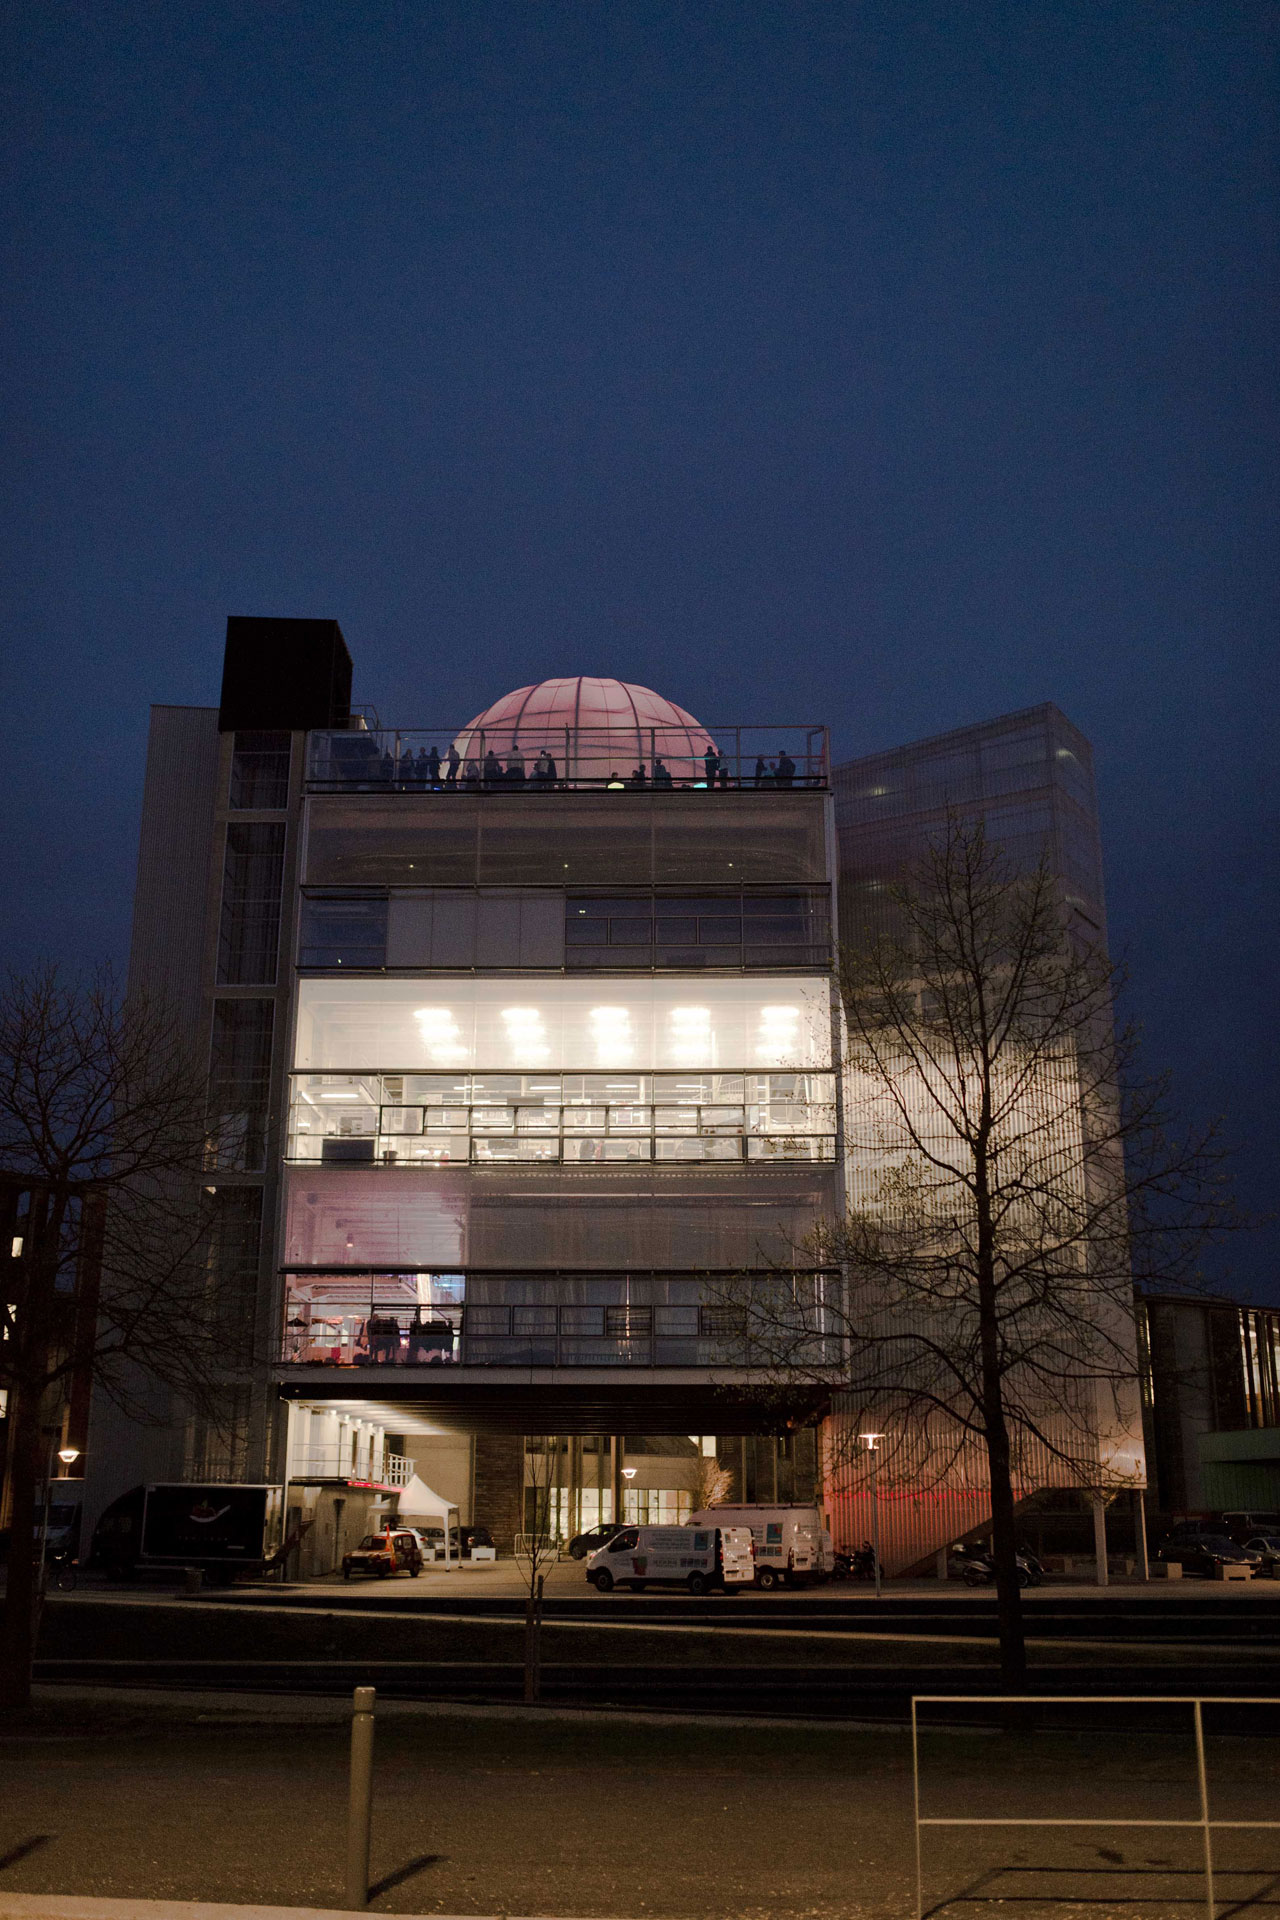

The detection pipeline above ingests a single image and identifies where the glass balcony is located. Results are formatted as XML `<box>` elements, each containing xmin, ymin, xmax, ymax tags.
<box><xmin>308</xmin><ymin>725</ymin><xmax>829</xmax><ymax>794</ymax></box>
<box><xmin>286</xmin><ymin>1069</ymin><xmax>838</xmax><ymax>1168</ymax></box>
<box><xmin>280</xmin><ymin>1269</ymin><xmax>840</xmax><ymax>1370</ymax></box>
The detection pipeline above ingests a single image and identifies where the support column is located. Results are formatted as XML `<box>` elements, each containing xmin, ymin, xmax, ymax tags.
<box><xmin>1092</xmin><ymin>1493</ymin><xmax>1109</xmax><ymax>1587</ymax></box>
<box><xmin>611</xmin><ymin>1435</ymin><xmax>623</xmax><ymax>1526</ymax></box>
<box><xmin>1134</xmin><ymin>1487</ymin><xmax>1150</xmax><ymax>1581</ymax></box>
<box><xmin>473</xmin><ymin>1434</ymin><xmax>524</xmax><ymax>1557</ymax></box>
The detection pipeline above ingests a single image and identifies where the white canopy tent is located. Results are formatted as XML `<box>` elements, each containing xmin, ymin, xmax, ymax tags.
<box><xmin>396</xmin><ymin>1474</ymin><xmax>460</xmax><ymax>1567</ymax></box>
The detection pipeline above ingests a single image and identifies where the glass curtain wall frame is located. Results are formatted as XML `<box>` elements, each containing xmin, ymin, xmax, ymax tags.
<box><xmin>286</xmin><ymin>1067</ymin><xmax>838</xmax><ymax>1167</ymax></box>
<box><xmin>280</xmin><ymin>1267</ymin><xmax>839</xmax><ymax>1370</ymax></box>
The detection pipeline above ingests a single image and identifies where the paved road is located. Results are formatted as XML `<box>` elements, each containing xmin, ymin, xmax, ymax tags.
<box><xmin>3</xmin><ymin>1689</ymin><xmax>1278</xmax><ymax>1918</ymax></box>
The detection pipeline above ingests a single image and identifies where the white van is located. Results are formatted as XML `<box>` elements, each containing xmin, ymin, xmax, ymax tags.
<box><xmin>587</xmin><ymin>1524</ymin><xmax>755</xmax><ymax>1594</ymax></box>
<box><xmin>687</xmin><ymin>1504</ymin><xmax>832</xmax><ymax>1589</ymax></box>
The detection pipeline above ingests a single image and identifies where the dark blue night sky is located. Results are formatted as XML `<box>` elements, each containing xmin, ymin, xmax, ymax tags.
<box><xmin>3</xmin><ymin>4</ymin><xmax>1276</xmax><ymax>1294</ymax></box>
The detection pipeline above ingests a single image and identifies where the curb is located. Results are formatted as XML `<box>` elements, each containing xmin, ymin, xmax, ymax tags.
<box><xmin>0</xmin><ymin>1898</ymin><xmax>581</xmax><ymax>1920</ymax></box>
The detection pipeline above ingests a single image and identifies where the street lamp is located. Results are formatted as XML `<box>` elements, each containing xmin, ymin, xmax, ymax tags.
<box><xmin>39</xmin><ymin>1443</ymin><xmax>81</xmax><ymax>1596</ymax></box>
<box><xmin>620</xmin><ymin>1465</ymin><xmax>636</xmax><ymax>1523</ymax></box>
<box><xmin>858</xmin><ymin>1432</ymin><xmax>884</xmax><ymax>1600</ymax></box>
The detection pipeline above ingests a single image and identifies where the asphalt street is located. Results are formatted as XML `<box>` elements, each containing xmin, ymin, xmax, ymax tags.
<box><xmin>3</xmin><ymin>1689</ymin><xmax>1279</xmax><ymax>1918</ymax></box>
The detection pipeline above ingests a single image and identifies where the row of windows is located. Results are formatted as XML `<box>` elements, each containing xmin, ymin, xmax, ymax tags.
<box><xmin>298</xmin><ymin>888</ymin><xmax>830</xmax><ymax>971</ymax></box>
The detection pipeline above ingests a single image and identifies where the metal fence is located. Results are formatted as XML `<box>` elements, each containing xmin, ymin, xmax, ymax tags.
<box><xmin>911</xmin><ymin>1693</ymin><xmax>1280</xmax><ymax>1920</ymax></box>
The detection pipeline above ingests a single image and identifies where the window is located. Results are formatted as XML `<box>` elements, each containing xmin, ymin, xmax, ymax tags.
<box><xmin>299</xmin><ymin>894</ymin><xmax>388</xmax><ymax>968</ymax></box>
<box><xmin>207</xmin><ymin>1000</ymin><xmax>275</xmax><ymax>1172</ymax></box>
<box><xmin>565</xmin><ymin>891</ymin><xmax>830</xmax><ymax>971</ymax></box>
<box><xmin>218</xmin><ymin>823</ymin><xmax>286</xmax><ymax>985</ymax></box>
<box><xmin>229</xmin><ymin>731</ymin><xmax>292</xmax><ymax>809</ymax></box>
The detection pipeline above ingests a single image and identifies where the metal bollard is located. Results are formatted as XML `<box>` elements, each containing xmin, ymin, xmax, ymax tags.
<box><xmin>345</xmin><ymin>1685</ymin><xmax>376</xmax><ymax>1909</ymax></box>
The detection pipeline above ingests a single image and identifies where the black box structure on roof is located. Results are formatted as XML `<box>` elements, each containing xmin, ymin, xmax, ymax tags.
<box><xmin>218</xmin><ymin>616</ymin><xmax>353</xmax><ymax>733</ymax></box>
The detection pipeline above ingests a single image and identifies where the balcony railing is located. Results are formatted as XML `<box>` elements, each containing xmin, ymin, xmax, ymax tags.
<box><xmin>280</xmin><ymin>1278</ymin><xmax>839</xmax><ymax>1372</ymax></box>
<box><xmin>288</xmin><ymin>1447</ymin><xmax>417</xmax><ymax>1487</ymax></box>
<box><xmin>308</xmin><ymin>725</ymin><xmax>829</xmax><ymax>794</ymax></box>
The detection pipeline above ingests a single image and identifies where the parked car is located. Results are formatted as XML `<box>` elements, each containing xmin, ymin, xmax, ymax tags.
<box><xmin>1220</xmin><ymin>1511</ymin><xmax>1280</xmax><ymax>1543</ymax></box>
<box><xmin>568</xmin><ymin>1521</ymin><xmax>625</xmax><ymax>1560</ymax></box>
<box><xmin>409</xmin><ymin>1524</ymin><xmax>460</xmax><ymax>1561</ymax></box>
<box><xmin>458</xmin><ymin>1525</ymin><xmax>494</xmax><ymax>1556</ymax></box>
<box><xmin>1242</xmin><ymin>1535</ymin><xmax>1280</xmax><ymax>1573</ymax></box>
<box><xmin>586</xmin><ymin>1524</ymin><xmax>755</xmax><ymax>1594</ymax></box>
<box><xmin>1155</xmin><ymin>1534</ymin><xmax>1254</xmax><ymax>1577</ymax></box>
<box><xmin>342</xmin><ymin>1528</ymin><xmax>423</xmax><ymax>1580</ymax></box>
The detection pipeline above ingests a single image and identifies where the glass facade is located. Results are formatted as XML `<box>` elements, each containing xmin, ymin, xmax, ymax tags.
<box><xmin>834</xmin><ymin>705</ymin><xmax>1107</xmax><ymax>946</ymax></box>
<box><xmin>304</xmin><ymin>791</ymin><xmax>830</xmax><ymax>889</ymax></box>
<box><xmin>218</xmin><ymin>821</ymin><xmax>286</xmax><ymax>985</ymax></box>
<box><xmin>295</xmin><ymin>886</ymin><xmax>830</xmax><ymax>972</ymax></box>
<box><xmin>207</xmin><ymin>998</ymin><xmax>275</xmax><ymax>1172</ymax></box>
<box><xmin>229</xmin><ymin>730</ymin><xmax>292</xmax><ymax>810</ymax></box>
<box><xmin>280</xmin><ymin>1268</ymin><xmax>839</xmax><ymax>1368</ymax></box>
<box><xmin>565</xmin><ymin>889</ymin><xmax>829</xmax><ymax>970</ymax></box>
<box><xmin>292</xmin><ymin>974</ymin><xmax>832</xmax><ymax>1073</ymax></box>
<box><xmin>286</xmin><ymin>1068</ymin><xmax>836</xmax><ymax>1166</ymax></box>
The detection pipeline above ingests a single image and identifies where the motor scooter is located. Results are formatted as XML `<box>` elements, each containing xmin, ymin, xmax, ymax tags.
<box><xmin>851</xmin><ymin>1541</ymin><xmax>879</xmax><ymax>1581</ymax></box>
<box><xmin>950</xmin><ymin>1544</ymin><xmax>1044</xmax><ymax>1588</ymax></box>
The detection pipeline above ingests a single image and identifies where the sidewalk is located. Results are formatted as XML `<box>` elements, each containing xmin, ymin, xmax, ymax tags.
<box><xmin>0</xmin><ymin>1900</ymin><xmax>551</xmax><ymax>1920</ymax></box>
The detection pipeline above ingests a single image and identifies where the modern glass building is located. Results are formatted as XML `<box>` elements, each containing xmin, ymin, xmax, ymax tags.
<box><xmin>79</xmin><ymin>620</ymin><xmax>1145</xmax><ymax>1574</ymax></box>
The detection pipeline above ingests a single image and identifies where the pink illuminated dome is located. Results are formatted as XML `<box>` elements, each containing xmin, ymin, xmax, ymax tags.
<box><xmin>453</xmin><ymin>676</ymin><xmax>716</xmax><ymax>783</ymax></box>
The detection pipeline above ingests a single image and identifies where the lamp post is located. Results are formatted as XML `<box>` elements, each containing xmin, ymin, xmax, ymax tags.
<box><xmin>39</xmin><ymin>1443</ymin><xmax>81</xmax><ymax>1596</ymax></box>
<box><xmin>621</xmin><ymin>1464</ymin><xmax>637</xmax><ymax>1524</ymax></box>
<box><xmin>859</xmin><ymin>1433</ymin><xmax>883</xmax><ymax>1599</ymax></box>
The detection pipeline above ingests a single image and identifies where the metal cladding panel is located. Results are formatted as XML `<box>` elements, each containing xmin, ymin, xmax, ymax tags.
<box><xmin>822</xmin><ymin>1394</ymin><xmax>1145</xmax><ymax>1573</ymax></box>
<box><xmin>126</xmin><ymin>705</ymin><xmax>221</xmax><ymax>1040</ymax></box>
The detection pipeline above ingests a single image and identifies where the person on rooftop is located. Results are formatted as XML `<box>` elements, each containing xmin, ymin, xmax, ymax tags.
<box><xmin>426</xmin><ymin>744</ymin><xmax>441</xmax><ymax>787</ymax></box>
<box><xmin>482</xmin><ymin>748</ymin><xmax>502</xmax><ymax>787</ymax></box>
<box><xmin>628</xmin><ymin>764</ymin><xmax>648</xmax><ymax>788</ymax></box>
<box><xmin>703</xmin><ymin>746</ymin><xmax>719</xmax><ymax>788</ymax></box>
<box><xmin>507</xmin><ymin>742</ymin><xmax>525</xmax><ymax>784</ymax></box>
<box><xmin>444</xmin><ymin>743</ymin><xmax>460</xmax><ymax>787</ymax></box>
<box><xmin>775</xmin><ymin>749</ymin><xmax>796</xmax><ymax>788</ymax></box>
<box><xmin>652</xmin><ymin>756</ymin><xmax>672</xmax><ymax>788</ymax></box>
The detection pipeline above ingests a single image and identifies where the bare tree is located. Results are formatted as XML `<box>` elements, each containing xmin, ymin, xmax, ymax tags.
<box><xmin>716</xmin><ymin>819</ymin><xmax>1235</xmax><ymax>1688</ymax></box>
<box><xmin>514</xmin><ymin>1437</ymin><xmax>562</xmax><ymax>1703</ymax></box>
<box><xmin>0</xmin><ymin>966</ymin><xmax>235</xmax><ymax>1708</ymax></box>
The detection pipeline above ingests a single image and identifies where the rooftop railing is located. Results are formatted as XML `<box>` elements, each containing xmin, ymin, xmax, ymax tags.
<box><xmin>308</xmin><ymin>725</ymin><xmax>829</xmax><ymax>794</ymax></box>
